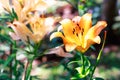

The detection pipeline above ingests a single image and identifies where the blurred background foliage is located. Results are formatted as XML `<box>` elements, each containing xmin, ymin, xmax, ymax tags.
<box><xmin>0</xmin><ymin>0</ymin><xmax>120</xmax><ymax>80</ymax></box>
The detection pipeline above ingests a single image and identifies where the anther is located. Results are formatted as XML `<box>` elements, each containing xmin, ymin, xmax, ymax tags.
<box><xmin>77</xmin><ymin>24</ymin><xmax>79</xmax><ymax>26</ymax></box>
<box><xmin>82</xmin><ymin>28</ymin><xmax>84</xmax><ymax>32</ymax></box>
<box><xmin>72</xmin><ymin>28</ymin><xmax>75</xmax><ymax>34</ymax></box>
<box><xmin>81</xmin><ymin>31</ymin><xmax>83</xmax><ymax>35</ymax></box>
<box><xmin>78</xmin><ymin>26</ymin><xmax>81</xmax><ymax>30</ymax></box>
<box><xmin>73</xmin><ymin>31</ymin><xmax>75</xmax><ymax>34</ymax></box>
<box><xmin>76</xmin><ymin>33</ymin><xmax>78</xmax><ymax>37</ymax></box>
<box><xmin>72</xmin><ymin>21</ymin><xmax>75</xmax><ymax>23</ymax></box>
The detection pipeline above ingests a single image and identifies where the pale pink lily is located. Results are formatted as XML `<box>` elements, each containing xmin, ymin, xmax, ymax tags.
<box><xmin>0</xmin><ymin>0</ymin><xmax>48</xmax><ymax>22</ymax></box>
<box><xmin>8</xmin><ymin>15</ymin><xmax>55</xmax><ymax>43</ymax></box>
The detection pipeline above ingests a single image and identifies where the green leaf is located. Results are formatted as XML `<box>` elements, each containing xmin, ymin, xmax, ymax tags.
<box><xmin>93</xmin><ymin>77</ymin><xmax>104</xmax><ymax>80</ymax></box>
<box><xmin>78</xmin><ymin>5</ymin><xmax>85</xmax><ymax>16</ymax></box>
<box><xmin>71</xmin><ymin>73</ymin><xmax>86</xmax><ymax>80</ymax></box>
<box><xmin>66</xmin><ymin>0</ymin><xmax>79</xmax><ymax>9</ymax></box>
<box><xmin>25</xmin><ymin>61</ymin><xmax>33</xmax><ymax>80</ymax></box>
<box><xmin>11</xmin><ymin>8</ymin><xmax>18</xmax><ymax>20</ymax></box>
<box><xmin>1</xmin><ymin>54</ymin><xmax>16</xmax><ymax>69</ymax></box>
<box><xmin>0</xmin><ymin>59</ymin><xmax>5</xmax><ymax>64</ymax></box>
<box><xmin>76</xmin><ymin>66</ymin><xmax>90</xmax><ymax>78</ymax></box>
<box><xmin>0</xmin><ymin>73</ymin><xmax>11</xmax><ymax>80</ymax></box>
<box><xmin>75</xmin><ymin>56</ymin><xmax>91</xmax><ymax>78</ymax></box>
<box><xmin>50</xmin><ymin>37</ymin><xmax>63</xmax><ymax>48</ymax></box>
<box><xmin>71</xmin><ymin>76</ymin><xmax>78</xmax><ymax>80</ymax></box>
<box><xmin>78</xmin><ymin>4</ymin><xmax>84</xmax><ymax>10</ymax></box>
<box><xmin>90</xmin><ymin>45</ymin><xmax>96</xmax><ymax>51</ymax></box>
<box><xmin>0</xmin><ymin>34</ymin><xmax>13</xmax><ymax>44</ymax></box>
<box><xmin>68</xmin><ymin>60</ymin><xmax>82</xmax><ymax>66</ymax></box>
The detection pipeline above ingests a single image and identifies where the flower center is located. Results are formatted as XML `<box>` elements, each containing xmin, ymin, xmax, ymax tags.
<box><xmin>72</xmin><ymin>21</ymin><xmax>85</xmax><ymax>46</ymax></box>
<box><xmin>72</xmin><ymin>23</ymin><xmax>84</xmax><ymax>37</ymax></box>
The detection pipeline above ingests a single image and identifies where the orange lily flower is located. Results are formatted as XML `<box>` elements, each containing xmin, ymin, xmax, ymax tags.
<box><xmin>50</xmin><ymin>13</ymin><xmax>107</xmax><ymax>53</ymax></box>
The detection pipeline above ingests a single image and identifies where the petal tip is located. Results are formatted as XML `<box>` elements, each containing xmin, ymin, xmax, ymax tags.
<box><xmin>60</xmin><ymin>19</ymin><xmax>71</xmax><ymax>24</ymax></box>
<box><xmin>98</xmin><ymin>21</ymin><xmax>107</xmax><ymax>28</ymax></box>
<box><xmin>84</xmin><ymin>13</ymin><xmax>92</xmax><ymax>18</ymax></box>
<box><xmin>50</xmin><ymin>32</ymin><xmax>63</xmax><ymax>41</ymax></box>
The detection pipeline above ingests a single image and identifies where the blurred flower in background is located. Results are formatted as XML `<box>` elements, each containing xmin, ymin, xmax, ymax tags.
<box><xmin>8</xmin><ymin>13</ymin><xmax>55</xmax><ymax>43</ymax></box>
<box><xmin>0</xmin><ymin>0</ymin><xmax>56</xmax><ymax>44</ymax></box>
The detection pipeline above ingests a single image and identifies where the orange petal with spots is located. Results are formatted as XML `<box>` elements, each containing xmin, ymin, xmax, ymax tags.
<box><xmin>79</xmin><ymin>13</ymin><xmax>92</xmax><ymax>36</ymax></box>
<box><xmin>60</xmin><ymin>19</ymin><xmax>80</xmax><ymax>44</ymax></box>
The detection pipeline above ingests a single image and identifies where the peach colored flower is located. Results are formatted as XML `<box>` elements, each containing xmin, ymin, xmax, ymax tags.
<box><xmin>0</xmin><ymin>0</ymin><xmax>48</xmax><ymax>22</ymax></box>
<box><xmin>8</xmin><ymin>15</ymin><xmax>55</xmax><ymax>43</ymax></box>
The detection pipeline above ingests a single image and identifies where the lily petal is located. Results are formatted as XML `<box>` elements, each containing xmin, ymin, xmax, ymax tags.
<box><xmin>48</xmin><ymin>47</ymin><xmax>73</xmax><ymax>57</ymax></box>
<box><xmin>8</xmin><ymin>21</ymin><xmax>37</xmax><ymax>43</ymax></box>
<box><xmin>50</xmin><ymin>32</ymin><xmax>64</xmax><ymax>41</ymax></box>
<box><xmin>84</xmin><ymin>21</ymin><xmax>107</xmax><ymax>48</ymax></box>
<box><xmin>50</xmin><ymin>31</ymin><xmax>77</xmax><ymax>52</ymax></box>
<box><xmin>72</xmin><ymin>16</ymin><xmax>81</xmax><ymax>24</ymax></box>
<box><xmin>93</xmin><ymin>36</ymin><xmax>101</xmax><ymax>44</ymax></box>
<box><xmin>81</xmin><ymin>36</ymin><xmax>100</xmax><ymax>52</ymax></box>
<box><xmin>0</xmin><ymin>0</ymin><xmax>11</xmax><ymax>12</ymax></box>
<box><xmin>65</xmin><ymin>43</ymin><xmax>77</xmax><ymax>52</ymax></box>
<box><xmin>58</xmin><ymin>25</ymin><xmax>63</xmax><ymax>32</ymax></box>
<box><xmin>60</xmin><ymin>19</ymin><xmax>80</xmax><ymax>44</ymax></box>
<box><xmin>79</xmin><ymin>13</ymin><xmax>92</xmax><ymax>36</ymax></box>
<box><xmin>85</xmin><ymin>21</ymin><xmax>107</xmax><ymax>40</ymax></box>
<box><xmin>12</xmin><ymin>0</ymin><xmax>22</xmax><ymax>21</ymax></box>
<box><xmin>9</xmin><ymin>32</ymin><xmax>20</xmax><ymax>40</ymax></box>
<box><xmin>76</xmin><ymin>46</ymin><xmax>87</xmax><ymax>53</ymax></box>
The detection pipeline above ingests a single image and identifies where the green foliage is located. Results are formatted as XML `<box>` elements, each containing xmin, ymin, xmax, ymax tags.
<box><xmin>11</xmin><ymin>8</ymin><xmax>18</xmax><ymax>20</ymax></box>
<box><xmin>93</xmin><ymin>77</ymin><xmax>104</xmax><ymax>80</ymax></box>
<box><xmin>0</xmin><ymin>73</ymin><xmax>11</xmax><ymax>80</ymax></box>
<box><xmin>68</xmin><ymin>52</ymin><xmax>91</xmax><ymax>79</ymax></box>
<box><xmin>65</xmin><ymin>0</ymin><xmax>79</xmax><ymax>8</ymax></box>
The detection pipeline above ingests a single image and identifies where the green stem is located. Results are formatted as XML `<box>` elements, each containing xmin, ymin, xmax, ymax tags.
<box><xmin>90</xmin><ymin>31</ymin><xmax>107</xmax><ymax>80</ymax></box>
<box><xmin>81</xmin><ymin>53</ymin><xmax>85</xmax><ymax>74</ymax></box>
<box><xmin>12</xmin><ymin>41</ymin><xmax>18</xmax><ymax>80</ymax></box>
<box><xmin>10</xmin><ymin>44</ymin><xmax>12</xmax><ymax>80</ymax></box>
<box><xmin>14</xmin><ymin>54</ymin><xmax>18</xmax><ymax>80</ymax></box>
<box><xmin>34</xmin><ymin>40</ymin><xmax>42</xmax><ymax>56</ymax></box>
<box><xmin>10</xmin><ymin>41</ymin><xmax>18</xmax><ymax>80</ymax></box>
<box><xmin>23</xmin><ymin>58</ymin><xmax>34</xmax><ymax>80</ymax></box>
<box><xmin>23</xmin><ymin>40</ymin><xmax>44</xmax><ymax>80</ymax></box>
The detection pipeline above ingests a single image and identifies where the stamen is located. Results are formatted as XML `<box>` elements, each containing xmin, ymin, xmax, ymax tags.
<box><xmin>73</xmin><ymin>28</ymin><xmax>75</xmax><ymax>31</ymax></box>
<box><xmin>73</xmin><ymin>21</ymin><xmax>75</xmax><ymax>23</ymax></box>
<box><xmin>81</xmin><ymin>28</ymin><xmax>84</xmax><ymax>35</ymax></box>
<box><xmin>72</xmin><ymin>28</ymin><xmax>75</xmax><ymax>34</ymax></box>
<box><xmin>76</xmin><ymin>33</ymin><xmax>78</xmax><ymax>37</ymax></box>
<box><xmin>13</xmin><ymin>24</ymin><xmax>17</xmax><ymax>27</ymax></box>
<box><xmin>81</xmin><ymin>31</ymin><xmax>83</xmax><ymax>35</ymax></box>
<box><xmin>73</xmin><ymin>31</ymin><xmax>75</xmax><ymax>34</ymax></box>
<box><xmin>78</xmin><ymin>26</ymin><xmax>81</xmax><ymax>30</ymax></box>
<box><xmin>82</xmin><ymin>28</ymin><xmax>84</xmax><ymax>32</ymax></box>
